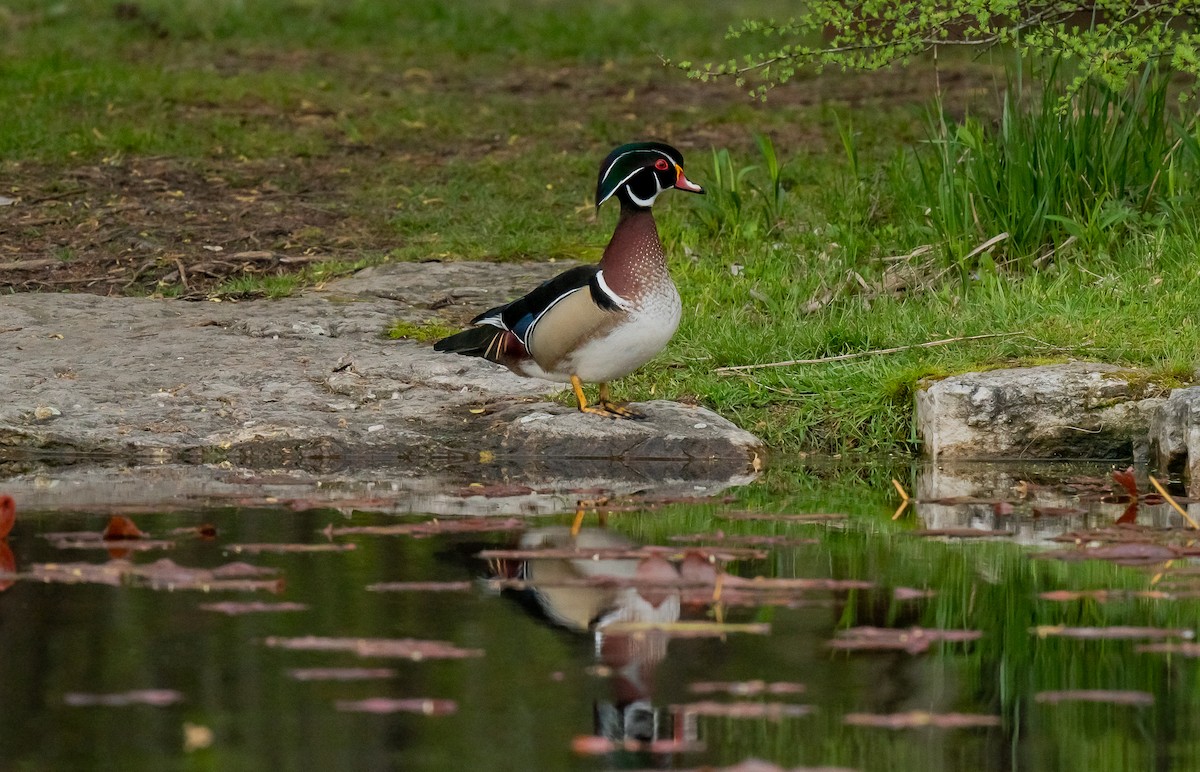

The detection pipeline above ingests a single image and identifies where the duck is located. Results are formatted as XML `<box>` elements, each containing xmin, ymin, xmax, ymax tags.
<box><xmin>433</xmin><ymin>141</ymin><xmax>704</xmax><ymax>419</ymax></box>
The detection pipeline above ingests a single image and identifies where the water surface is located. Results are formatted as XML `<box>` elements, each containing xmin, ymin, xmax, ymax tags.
<box><xmin>1</xmin><ymin>459</ymin><xmax>1198</xmax><ymax>771</ymax></box>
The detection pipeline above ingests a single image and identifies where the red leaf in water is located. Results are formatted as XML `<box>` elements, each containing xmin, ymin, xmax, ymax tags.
<box><xmin>169</xmin><ymin>524</ymin><xmax>218</xmax><ymax>540</ymax></box>
<box><xmin>843</xmin><ymin>711</ymin><xmax>1001</xmax><ymax>729</ymax></box>
<box><xmin>1112</xmin><ymin>467</ymin><xmax>1139</xmax><ymax>499</ymax></box>
<box><xmin>0</xmin><ymin>495</ymin><xmax>14</xmax><ymax>539</ymax></box>
<box><xmin>263</xmin><ymin>635</ymin><xmax>483</xmax><ymax>660</ymax></box>
<box><xmin>335</xmin><ymin>698</ymin><xmax>457</xmax><ymax>715</ymax></box>
<box><xmin>672</xmin><ymin>701</ymin><xmax>813</xmax><ymax>720</ymax></box>
<box><xmin>102</xmin><ymin>516</ymin><xmax>146</xmax><ymax>541</ymax></box>
<box><xmin>829</xmin><ymin>626</ymin><xmax>982</xmax><ymax>654</ymax></box>
<box><xmin>1035</xmin><ymin>690</ymin><xmax>1154</xmax><ymax>706</ymax></box>
<box><xmin>64</xmin><ymin>689</ymin><xmax>184</xmax><ymax>707</ymax></box>
<box><xmin>1038</xmin><ymin>543</ymin><xmax>1178</xmax><ymax>565</ymax></box>
<box><xmin>199</xmin><ymin>602</ymin><xmax>308</xmax><ymax>615</ymax></box>
<box><xmin>1032</xmin><ymin>625</ymin><xmax>1192</xmax><ymax>640</ymax></box>
<box><xmin>287</xmin><ymin>668</ymin><xmax>396</xmax><ymax>681</ymax></box>
<box><xmin>1115</xmin><ymin>502</ymin><xmax>1140</xmax><ymax>525</ymax></box>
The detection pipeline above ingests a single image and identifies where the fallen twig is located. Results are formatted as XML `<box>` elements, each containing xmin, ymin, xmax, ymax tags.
<box><xmin>715</xmin><ymin>332</ymin><xmax>1023</xmax><ymax>374</ymax></box>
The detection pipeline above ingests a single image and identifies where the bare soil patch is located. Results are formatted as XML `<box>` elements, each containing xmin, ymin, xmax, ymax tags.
<box><xmin>1</xmin><ymin>155</ymin><xmax>391</xmax><ymax>297</ymax></box>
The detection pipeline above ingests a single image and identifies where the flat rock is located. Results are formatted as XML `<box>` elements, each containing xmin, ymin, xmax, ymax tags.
<box><xmin>0</xmin><ymin>262</ymin><xmax>763</xmax><ymax>483</ymax></box>
<box><xmin>916</xmin><ymin>363</ymin><xmax>1166</xmax><ymax>460</ymax></box>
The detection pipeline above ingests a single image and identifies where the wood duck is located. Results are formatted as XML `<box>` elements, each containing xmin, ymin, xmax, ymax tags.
<box><xmin>434</xmin><ymin>141</ymin><xmax>704</xmax><ymax>418</ymax></box>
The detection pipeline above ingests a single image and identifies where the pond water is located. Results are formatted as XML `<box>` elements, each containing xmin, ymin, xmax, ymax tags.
<box><xmin>2</xmin><ymin>458</ymin><xmax>1200</xmax><ymax>771</ymax></box>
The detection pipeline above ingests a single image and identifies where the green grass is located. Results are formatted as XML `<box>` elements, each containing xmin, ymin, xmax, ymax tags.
<box><xmin>4</xmin><ymin>0</ymin><xmax>1200</xmax><ymax>453</ymax></box>
<box><xmin>386</xmin><ymin>319</ymin><xmax>459</xmax><ymax>343</ymax></box>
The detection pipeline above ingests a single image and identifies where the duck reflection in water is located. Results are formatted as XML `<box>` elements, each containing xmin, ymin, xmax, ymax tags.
<box><xmin>490</xmin><ymin>526</ymin><xmax>718</xmax><ymax>746</ymax></box>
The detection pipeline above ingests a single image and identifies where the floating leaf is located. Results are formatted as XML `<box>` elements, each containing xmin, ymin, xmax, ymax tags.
<box><xmin>64</xmin><ymin>689</ymin><xmax>184</xmax><ymax>707</ymax></box>
<box><xmin>601</xmin><ymin>621</ymin><xmax>770</xmax><ymax>637</ymax></box>
<box><xmin>669</xmin><ymin>533</ymin><xmax>820</xmax><ymax>547</ymax></box>
<box><xmin>43</xmin><ymin>533</ymin><xmax>175</xmax><ymax>552</ymax></box>
<box><xmin>569</xmin><ymin>735</ymin><xmax>705</xmax><ymax>755</ymax></box>
<box><xmin>911</xmin><ymin>528</ymin><xmax>1013</xmax><ymax>539</ymax></box>
<box><xmin>366</xmin><ymin>581</ymin><xmax>473</xmax><ymax>592</ymax></box>
<box><xmin>28</xmin><ymin>558</ymin><xmax>283</xmax><ymax>592</ymax></box>
<box><xmin>169</xmin><ymin>524</ymin><xmax>218</xmax><ymax>540</ymax></box>
<box><xmin>199</xmin><ymin>602</ymin><xmax>308</xmax><ymax>615</ymax></box>
<box><xmin>452</xmin><ymin>484</ymin><xmax>534</xmax><ymax>498</ymax></box>
<box><xmin>479</xmin><ymin>546</ymin><xmax>765</xmax><ymax>562</ymax></box>
<box><xmin>829</xmin><ymin>627</ymin><xmax>982</xmax><ymax>654</ymax></box>
<box><xmin>490</xmin><ymin>575</ymin><xmax>870</xmax><ymax>594</ymax></box>
<box><xmin>324</xmin><ymin>517</ymin><xmax>526</xmax><ymax>539</ymax></box>
<box><xmin>1031</xmin><ymin>625</ymin><xmax>1193</xmax><ymax>640</ymax></box>
<box><xmin>1136</xmin><ymin>642</ymin><xmax>1200</xmax><ymax>656</ymax></box>
<box><xmin>689</xmin><ymin>680</ymin><xmax>806</xmax><ymax>696</ymax></box>
<box><xmin>1112</xmin><ymin>467</ymin><xmax>1139</xmax><ymax>499</ymax></box>
<box><xmin>843</xmin><ymin>711</ymin><xmax>1001</xmax><ymax>729</ymax></box>
<box><xmin>287</xmin><ymin>668</ymin><xmax>397</xmax><ymax>681</ymax></box>
<box><xmin>717</xmin><ymin>511</ymin><xmax>846</xmax><ymax>523</ymax></box>
<box><xmin>1035</xmin><ymin>690</ymin><xmax>1154</xmax><ymax>706</ymax></box>
<box><xmin>263</xmin><ymin>635</ymin><xmax>483</xmax><ymax>660</ymax></box>
<box><xmin>1039</xmin><ymin>590</ymin><xmax>1170</xmax><ymax>603</ymax></box>
<box><xmin>672</xmin><ymin>700</ymin><xmax>812</xmax><ymax>719</ymax></box>
<box><xmin>335</xmin><ymin>698</ymin><xmax>457</xmax><ymax>715</ymax></box>
<box><xmin>226</xmin><ymin>543</ymin><xmax>357</xmax><ymax>554</ymax></box>
<box><xmin>1037</xmin><ymin>543</ymin><xmax>1178</xmax><ymax>565</ymax></box>
<box><xmin>102</xmin><ymin>516</ymin><xmax>146</xmax><ymax>540</ymax></box>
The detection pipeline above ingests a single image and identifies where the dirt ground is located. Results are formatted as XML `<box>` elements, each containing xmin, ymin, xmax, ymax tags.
<box><xmin>1</xmin><ymin>155</ymin><xmax>387</xmax><ymax>297</ymax></box>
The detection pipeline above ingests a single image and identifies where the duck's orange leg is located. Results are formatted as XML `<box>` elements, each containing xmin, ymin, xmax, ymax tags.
<box><xmin>598</xmin><ymin>382</ymin><xmax>643</xmax><ymax>419</ymax></box>
<box><xmin>571</xmin><ymin>375</ymin><xmax>637</xmax><ymax>419</ymax></box>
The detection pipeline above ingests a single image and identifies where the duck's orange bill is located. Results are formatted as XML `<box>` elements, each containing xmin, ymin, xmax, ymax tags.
<box><xmin>674</xmin><ymin>165</ymin><xmax>704</xmax><ymax>194</ymax></box>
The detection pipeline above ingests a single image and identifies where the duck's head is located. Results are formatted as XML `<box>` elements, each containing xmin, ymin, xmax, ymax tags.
<box><xmin>595</xmin><ymin>141</ymin><xmax>704</xmax><ymax>210</ymax></box>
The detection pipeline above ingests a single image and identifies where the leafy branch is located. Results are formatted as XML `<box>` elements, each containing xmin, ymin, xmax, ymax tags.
<box><xmin>674</xmin><ymin>2</ymin><xmax>1200</xmax><ymax>99</ymax></box>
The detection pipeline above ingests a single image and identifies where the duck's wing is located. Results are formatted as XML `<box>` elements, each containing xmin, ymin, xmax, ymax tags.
<box><xmin>434</xmin><ymin>264</ymin><xmax>625</xmax><ymax>369</ymax></box>
<box><xmin>473</xmin><ymin>264</ymin><xmax>622</xmax><ymax>344</ymax></box>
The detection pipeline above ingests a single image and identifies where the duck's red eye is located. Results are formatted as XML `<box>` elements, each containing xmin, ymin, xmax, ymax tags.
<box><xmin>654</xmin><ymin>158</ymin><xmax>670</xmax><ymax>171</ymax></box>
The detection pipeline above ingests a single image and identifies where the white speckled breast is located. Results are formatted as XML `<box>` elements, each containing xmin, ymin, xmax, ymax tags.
<box><xmin>562</xmin><ymin>279</ymin><xmax>681</xmax><ymax>383</ymax></box>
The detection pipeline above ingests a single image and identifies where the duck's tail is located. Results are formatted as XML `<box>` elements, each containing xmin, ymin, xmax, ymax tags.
<box><xmin>433</xmin><ymin>325</ymin><xmax>523</xmax><ymax>364</ymax></box>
